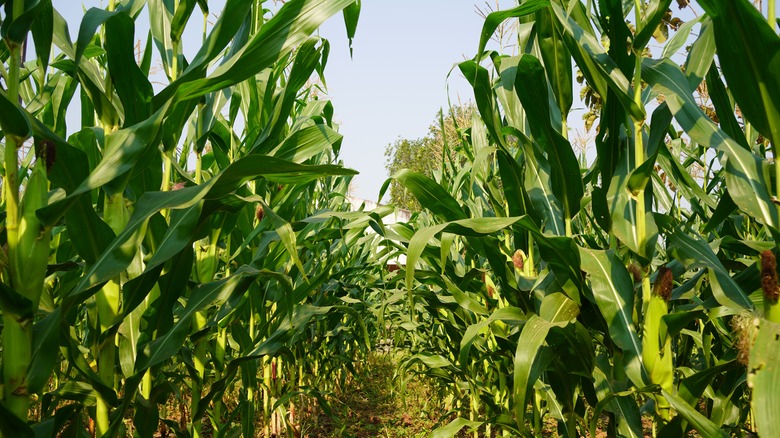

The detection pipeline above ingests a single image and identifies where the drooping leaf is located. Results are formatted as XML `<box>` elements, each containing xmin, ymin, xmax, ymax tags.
<box><xmin>667</xmin><ymin>230</ymin><xmax>753</xmax><ymax>311</ymax></box>
<box><xmin>697</xmin><ymin>0</ymin><xmax>780</xmax><ymax>146</ymax></box>
<box><xmin>643</xmin><ymin>58</ymin><xmax>778</xmax><ymax>230</ymax></box>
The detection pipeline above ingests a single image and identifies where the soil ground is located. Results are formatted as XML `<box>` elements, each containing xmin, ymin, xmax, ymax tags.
<box><xmin>303</xmin><ymin>352</ymin><xmax>439</xmax><ymax>437</ymax></box>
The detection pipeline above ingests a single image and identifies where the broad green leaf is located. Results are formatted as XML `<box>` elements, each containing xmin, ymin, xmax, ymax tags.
<box><xmin>550</xmin><ymin>1</ymin><xmax>644</xmax><ymax>121</ymax></box>
<box><xmin>642</xmin><ymin>58</ymin><xmax>779</xmax><ymax>229</ymax></box>
<box><xmin>170</xmin><ymin>0</ymin><xmax>197</xmax><ymax>43</ymax></box>
<box><xmin>390</xmin><ymin>169</ymin><xmax>467</xmax><ymax>222</ymax></box>
<box><xmin>269</xmin><ymin>124</ymin><xmax>342</xmax><ymax>163</ymax></box>
<box><xmin>458</xmin><ymin>59</ymin><xmax>505</xmax><ymax>147</ymax></box>
<box><xmin>27</xmin><ymin>309</ymin><xmax>61</xmax><ymax>394</ymax></box>
<box><xmin>173</xmin><ymin>0</ymin><xmax>357</xmax><ymax>101</ymax></box>
<box><xmin>579</xmin><ymin>248</ymin><xmax>646</xmax><ymax>388</ymax></box>
<box><xmin>30</xmin><ymin>0</ymin><xmax>53</xmax><ymax>74</ymax></box>
<box><xmin>152</xmin><ymin>0</ymin><xmax>253</xmax><ymax>106</ymax></box>
<box><xmin>262</xmin><ymin>203</ymin><xmax>308</xmax><ymax>282</ymax></box>
<box><xmin>514</xmin><ymin>54</ymin><xmax>583</xmax><ymax>223</ymax></box>
<box><xmin>135</xmin><ymin>267</ymin><xmax>258</xmax><ymax>371</ymax></box>
<box><xmin>661</xmin><ymin>15</ymin><xmax>700</xmax><ymax>59</ymax></box>
<box><xmin>145</xmin><ymin>203</ymin><xmax>203</xmax><ymax>271</ymax></box>
<box><xmin>0</xmin><ymin>401</ymin><xmax>34</xmax><ymax>437</ymax></box>
<box><xmin>537</xmin><ymin>7</ymin><xmax>572</xmax><ymax>119</ymax></box>
<box><xmin>476</xmin><ymin>0</ymin><xmax>549</xmax><ymax>57</ymax></box>
<box><xmin>104</xmin><ymin>12</ymin><xmax>153</xmax><ymax>126</ymax></box>
<box><xmin>682</xmin><ymin>18</ymin><xmax>716</xmax><ymax>90</ymax></box>
<box><xmin>705</xmin><ymin>64</ymin><xmax>749</xmax><ymax>150</ymax></box>
<box><xmin>633</xmin><ymin>0</ymin><xmax>673</xmax><ymax>51</ymax></box>
<box><xmin>698</xmin><ymin>0</ymin><xmax>780</xmax><ymax>146</ymax></box>
<box><xmin>459</xmin><ymin>306</ymin><xmax>526</xmax><ymax>367</ymax></box>
<box><xmin>513</xmin><ymin>315</ymin><xmax>555</xmax><ymax>432</ymax></box>
<box><xmin>431</xmin><ymin>417</ymin><xmax>483</xmax><ymax>438</ymax></box>
<box><xmin>0</xmin><ymin>89</ymin><xmax>32</xmax><ymax>141</ymax></box>
<box><xmin>342</xmin><ymin>0</ymin><xmax>360</xmax><ymax>56</ymax></box>
<box><xmin>2</xmin><ymin>0</ymin><xmax>50</xmax><ymax>45</ymax></box>
<box><xmin>662</xmin><ymin>389</ymin><xmax>729</xmax><ymax>437</ymax></box>
<box><xmin>607</xmin><ymin>154</ymin><xmax>658</xmax><ymax>260</ymax></box>
<box><xmin>515</xmin><ymin>134</ymin><xmax>565</xmax><ymax>235</ymax></box>
<box><xmin>61</xmin><ymin>156</ymin><xmax>356</xmax><ymax>302</ymax></box>
<box><xmin>667</xmin><ymin>230</ymin><xmax>753</xmax><ymax>311</ymax></box>
<box><xmin>748</xmin><ymin>320</ymin><xmax>780</xmax><ymax>437</ymax></box>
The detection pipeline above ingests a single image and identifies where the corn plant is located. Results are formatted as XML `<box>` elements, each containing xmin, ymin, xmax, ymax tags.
<box><xmin>0</xmin><ymin>0</ymin><xmax>381</xmax><ymax>436</ymax></box>
<box><xmin>384</xmin><ymin>0</ymin><xmax>780</xmax><ymax>436</ymax></box>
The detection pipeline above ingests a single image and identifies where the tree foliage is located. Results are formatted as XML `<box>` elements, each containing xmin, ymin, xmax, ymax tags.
<box><xmin>384</xmin><ymin>103</ymin><xmax>475</xmax><ymax>210</ymax></box>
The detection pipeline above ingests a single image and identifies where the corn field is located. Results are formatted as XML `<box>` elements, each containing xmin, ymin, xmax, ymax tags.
<box><xmin>0</xmin><ymin>0</ymin><xmax>779</xmax><ymax>437</ymax></box>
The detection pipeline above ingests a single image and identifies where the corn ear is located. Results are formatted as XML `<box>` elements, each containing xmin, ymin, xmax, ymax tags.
<box><xmin>642</xmin><ymin>267</ymin><xmax>674</xmax><ymax>419</ymax></box>
<box><xmin>14</xmin><ymin>160</ymin><xmax>51</xmax><ymax>308</ymax></box>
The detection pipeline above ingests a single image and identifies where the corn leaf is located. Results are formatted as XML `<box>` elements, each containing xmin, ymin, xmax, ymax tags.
<box><xmin>697</xmin><ymin>0</ymin><xmax>780</xmax><ymax>145</ymax></box>
<box><xmin>579</xmin><ymin>248</ymin><xmax>646</xmax><ymax>388</ymax></box>
<box><xmin>642</xmin><ymin>58</ymin><xmax>779</xmax><ymax>230</ymax></box>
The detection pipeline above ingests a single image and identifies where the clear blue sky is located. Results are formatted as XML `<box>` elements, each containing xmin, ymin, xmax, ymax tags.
<box><xmin>56</xmin><ymin>0</ymin><xmax>517</xmax><ymax>202</ymax></box>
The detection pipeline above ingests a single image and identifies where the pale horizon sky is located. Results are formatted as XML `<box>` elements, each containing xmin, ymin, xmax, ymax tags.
<box><xmin>316</xmin><ymin>1</ymin><xmax>518</xmax><ymax>201</ymax></box>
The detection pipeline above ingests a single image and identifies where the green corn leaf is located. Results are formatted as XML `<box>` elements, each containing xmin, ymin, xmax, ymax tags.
<box><xmin>61</xmin><ymin>156</ymin><xmax>356</xmax><ymax>303</ymax></box>
<box><xmin>170</xmin><ymin>0</ymin><xmax>197</xmax><ymax>43</ymax></box>
<box><xmin>697</xmin><ymin>0</ymin><xmax>780</xmax><ymax>146</ymax></box>
<box><xmin>459</xmin><ymin>306</ymin><xmax>526</xmax><ymax>367</ymax></box>
<box><xmin>74</xmin><ymin>8</ymin><xmax>116</xmax><ymax>65</ymax></box>
<box><xmin>27</xmin><ymin>309</ymin><xmax>61</xmax><ymax>394</ymax></box>
<box><xmin>0</xmin><ymin>401</ymin><xmax>34</xmax><ymax>437</ymax></box>
<box><xmin>476</xmin><ymin>0</ymin><xmax>549</xmax><ymax>57</ymax></box>
<box><xmin>514</xmin><ymin>133</ymin><xmax>565</xmax><ymax>235</ymax></box>
<box><xmin>536</xmin><ymin>7</ymin><xmax>572</xmax><ymax>119</ymax></box>
<box><xmin>667</xmin><ymin>230</ymin><xmax>753</xmax><ymax>311</ymax></box>
<box><xmin>661</xmin><ymin>15</ymin><xmax>700</xmax><ymax>59</ymax></box>
<box><xmin>607</xmin><ymin>154</ymin><xmax>658</xmax><ymax>261</ymax></box>
<box><xmin>662</xmin><ymin>389</ymin><xmax>729</xmax><ymax>437</ymax></box>
<box><xmin>135</xmin><ymin>266</ymin><xmax>261</xmax><ymax>371</ymax></box>
<box><xmin>30</xmin><ymin>0</ymin><xmax>53</xmax><ymax>74</ymax></box>
<box><xmin>173</xmin><ymin>0</ymin><xmax>357</xmax><ymax>101</ymax></box>
<box><xmin>269</xmin><ymin>124</ymin><xmax>342</xmax><ymax>163</ymax></box>
<box><xmin>0</xmin><ymin>89</ymin><xmax>32</xmax><ymax>141</ymax></box>
<box><xmin>2</xmin><ymin>0</ymin><xmax>50</xmax><ymax>46</ymax></box>
<box><xmin>642</xmin><ymin>58</ymin><xmax>779</xmax><ymax>229</ymax></box>
<box><xmin>514</xmin><ymin>54</ymin><xmax>583</xmax><ymax>223</ymax></box>
<box><xmin>104</xmin><ymin>12</ymin><xmax>153</xmax><ymax>126</ymax></box>
<box><xmin>633</xmin><ymin>0</ymin><xmax>673</xmax><ymax>51</ymax></box>
<box><xmin>145</xmin><ymin>203</ymin><xmax>203</xmax><ymax>271</ymax></box>
<box><xmin>389</xmin><ymin>169</ymin><xmax>467</xmax><ymax>222</ymax></box>
<box><xmin>152</xmin><ymin>0</ymin><xmax>253</xmax><ymax>106</ymax></box>
<box><xmin>579</xmin><ymin>248</ymin><xmax>646</xmax><ymax>388</ymax></box>
<box><xmin>262</xmin><ymin>203</ymin><xmax>309</xmax><ymax>282</ymax></box>
<box><xmin>458</xmin><ymin>60</ymin><xmax>505</xmax><ymax>147</ymax></box>
<box><xmin>431</xmin><ymin>417</ymin><xmax>483</xmax><ymax>438</ymax></box>
<box><xmin>550</xmin><ymin>1</ymin><xmax>644</xmax><ymax>121</ymax></box>
<box><xmin>748</xmin><ymin>320</ymin><xmax>780</xmax><ymax>437</ymax></box>
<box><xmin>705</xmin><ymin>64</ymin><xmax>750</xmax><ymax>150</ymax></box>
<box><xmin>342</xmin><ymin>0</ymin><xmax>360</xmax><ymax>57</ymax></box>
<box><xmin>496</xmin><ymin>146</ymin><xmax>538</xmax><ymax>245</ymax></box>
<box><xmin>682</xmin><ymin>18</ymin><xmax>716</xmax><ymax>90</ymax></box>
<box><xmin>513</xmin><ymin>316</ymin><xmax>555</xmax><ymax>432</ymax></box>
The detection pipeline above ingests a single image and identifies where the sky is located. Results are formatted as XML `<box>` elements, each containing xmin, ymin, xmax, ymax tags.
<box><xmin>315</xmin><ymin>1</ymin><xmax>517</xmax><ymax>201</ymax></box>
<box><xmin>56</xmin><ymin>0</ymin><xmax>518</xmax><ymax>202</ymax></box>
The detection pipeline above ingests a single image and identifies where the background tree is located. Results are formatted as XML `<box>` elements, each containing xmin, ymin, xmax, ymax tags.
<box><xmin>384</xmin><ymin>103</ymin><xmax>475</xmax><ymax>210</ymax></box>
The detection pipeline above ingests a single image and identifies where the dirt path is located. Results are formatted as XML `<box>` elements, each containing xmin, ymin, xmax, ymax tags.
<box><xmin>304</xmin><ymin>353</ymin><xmax>439</xmax><ymax>437</ymax></box>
